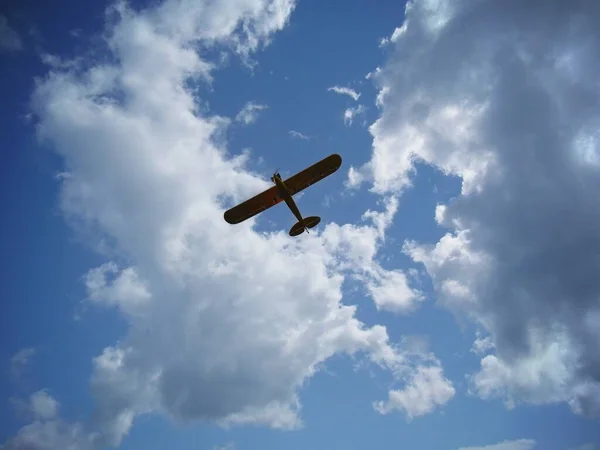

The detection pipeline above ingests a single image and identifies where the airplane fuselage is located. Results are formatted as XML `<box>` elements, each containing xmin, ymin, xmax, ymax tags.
<box><xmin>224</xmin><ymin>154</ymin><xmax>341</xmax><ymax>236</ymax></box>
<box><xmin>273</xmin><ymin>174</ymin><xmax>304</xmax><ymax>224</ymax></box>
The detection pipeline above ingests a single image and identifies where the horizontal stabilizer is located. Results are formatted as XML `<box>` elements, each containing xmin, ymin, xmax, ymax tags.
<box><xmin>304</xmin><ymin>216</ymin><xmax>321</xmax><ymax>229</ymax></box>
<box><xmin>289</xmin><ymin>216</ymin><xmax>320</xmax><ymax>237</ymax></box>
<box><xmin>289</xmin><ymin>221</ymin><xmax>305</xmax><ymax>237</ymax></box>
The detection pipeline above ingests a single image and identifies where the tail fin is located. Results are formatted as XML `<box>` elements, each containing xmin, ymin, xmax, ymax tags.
<box><xmin>289</xmin><ymin>216</ymin><xmax>321</xmax><ymax>237</ymax></box>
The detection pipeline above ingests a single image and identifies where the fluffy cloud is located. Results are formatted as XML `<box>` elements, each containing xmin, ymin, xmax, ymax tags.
<box><xmin>343</xmin><ymin>104</ymin><xmax>366</xmax><ymax>127</ymax></box>
<box><xmin>355</xmin><ymin>0</ymin><xmax>600</xmax><ymax>417</ymax></box>
<box><xmin>235</xmin><ymin>101</ymin><xmax>268</xmax><ymax>125</ymax></box>
<box><xmin>2</xmin><ymin>392</ymin><xmax>94</xmax><ymax>450</ymax></box>
<box><xmin>0</xmin><ymin>15</ymin><xmax>23</xmax><ymax>52</ymax></box>
<box><xmin>457</xmin><ymin>439</ymin><xmax>537</xmax><ymax>450</ymax></box>
<box><xmin>328</xmin><ymin>85</ymin><xmax>361</xmax><ymax>101</ymax></box>
<box><xmin>29</xmin><ymin>391</ymin><xmax>60</xmax><ymax>420</ymax></box>
<box><xmin>10</xmin><ymin>390</ymin><xmax>60</xmax><ymax>423</ymax></box>
<box><xmin>321</xmin><ymin>196</ymin><xmax>424</xmax><ymax>313</ymax></box>
<box><xmin>471</xmin><ymin>332</ymin><xmax>494</xmax><ymax>355</ymax></box>
<box><xmin>2</xmin><ymin>0</ymin><xmax>451</xmax><ymax>448</ymax></box>
<box><xmin>373</xmin><ymin>364</ymin><xmax>455</xmax><ymax>419</ymax></box>
<box><xmin>0</xmin><ymin>421</ymin><xmax>92</xmax><ymax>450</ymax></box>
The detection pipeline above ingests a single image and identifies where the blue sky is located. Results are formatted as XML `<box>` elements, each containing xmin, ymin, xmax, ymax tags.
<box><xmin>1</xmin><ymin>1</ymin><xmax>600</xmax><ymax>449</ymax></box>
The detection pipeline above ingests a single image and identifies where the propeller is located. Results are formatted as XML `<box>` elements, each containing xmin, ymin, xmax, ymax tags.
<box><xmin>271</xmin><ymin>168</ymin><xmax>280</xmax><ymax>182</ymax></box>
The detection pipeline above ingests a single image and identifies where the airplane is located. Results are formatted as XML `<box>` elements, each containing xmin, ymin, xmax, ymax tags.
<box><xmin>224</xmin><ymin>153</ymin><xmax>342</xmax><ymax>236</ymax></box>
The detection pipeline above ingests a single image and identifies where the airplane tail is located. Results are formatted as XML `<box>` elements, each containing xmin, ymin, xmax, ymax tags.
<box><xmin>289</xmin><ymin>216</ymin><xmax>321</xmax><ymax>237</ymax></box>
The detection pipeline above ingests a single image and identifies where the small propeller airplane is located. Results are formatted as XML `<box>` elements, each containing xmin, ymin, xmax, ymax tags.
<box><xmin>224</xmin><ymin>153</ymin><xmax>342</xmax><ymax>236</ymax></box>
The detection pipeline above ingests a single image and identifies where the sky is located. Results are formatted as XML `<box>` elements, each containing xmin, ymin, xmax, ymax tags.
<box><xmin>1</xmin><ymin>0</ymin><xmax>600</xmax><ymax>449</ymax></box>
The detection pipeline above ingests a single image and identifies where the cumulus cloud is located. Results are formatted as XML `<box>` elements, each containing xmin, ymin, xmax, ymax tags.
<box><xmin>328</xmin><ymin>85</ymin><xmax>360</xmax><ymax>101</ymax></box>
<box><xmin>2</xmin><ymin>392</ymin><xmax>94</xmax><ymax>450</ymax></box>
<box><xmin>29</xmin><ymin>391</ymin><xmax>60</xmax><ymax>419</ymax></box>
<box><xmin>345</xmin><ymin>166</ymin><xmax>365</xmax><ymax>190</ymax></box>
<box><xmin>10</xmin><ymin>390</ymin><xmax>59</xmax><ymax>422</ymax></box>
<box><xmin>456</xmin><ymin>439</ymin><xmax>537</xmax><ymax>450</ymax></box>
<box><xmin>0</xmin><ymin>15</ymin><xmax>23</xmax><ymax>52</ymax></box>
<box><xmin>343</xmin><ymin>104</ymin><xmax>366</xmax><ymax>126</ymax></box>
<box><xmin>356</xmin><ymin>0</ymin><xmax>600</xmax><ymax>418</ymax></box>
<box><xmin>2</xmin><ymin>0</ymin><xmax>451</xmax><ymax>447</ymax></box>
<box><xmin>85</xmin><ymin>262</ymin><xmax>151</xmax><ymax>311</ymax></box>
<box><xmin>373</xmin><ymin>364</ymin><xmax>455</xmax><ymax>419</ymax></box>
<box><xmin>235</xmin><ymin>101</ymin><xmax>268</xmax><ymax>125</ymax></box>
<box><xmin>0</xmin><ymin>420</ymin><xmax>93</xmax><ymax>450</ymax></box>
<box><xmin>471</xmin><ymin>332</ymin><xmax>494</xmax><ymax>355</ymax></box>
<box><xmin>321</xmin><ymin>196</ymin><xmax>424</xmax><ymax>314</ymax></box>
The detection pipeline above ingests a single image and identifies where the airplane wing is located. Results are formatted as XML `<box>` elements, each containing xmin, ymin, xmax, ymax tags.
<box><xmin>284</xmin><ymin>153</ymin><xmax>342</xmax><ymax>196</ymax></box>
<box><xmin>223</xmin><ymin>185</ymin><xmax>283</xmax><ymax>224</ymax></box>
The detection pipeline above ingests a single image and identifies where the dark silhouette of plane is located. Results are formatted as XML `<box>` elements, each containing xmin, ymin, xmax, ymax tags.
<box><xmin>224</xmin><ymin>153</ymin><xmax>342</xmax><ymax>236</ymax></box>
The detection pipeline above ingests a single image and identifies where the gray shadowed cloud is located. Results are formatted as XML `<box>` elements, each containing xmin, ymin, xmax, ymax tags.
<box><xmin>355</xmin><ymin>0</ymin><xmax>600</xmax><ymax>418</ymax></box>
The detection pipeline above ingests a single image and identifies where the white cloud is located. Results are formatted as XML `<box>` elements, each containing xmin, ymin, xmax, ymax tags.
<box><xmin>366</xmin><ymin>268</ymin><xmax>423</xmax><ymax>313</ymax></box>
<box><xmin>10</xmin><ymin>391</ymin><xmax>59</xmax><ymax>423</ymax></box>
<box><xmin>345</xmin><ymin>166</ymin><xmax>365</xmax><ymax>190</ymax></box>
<box><xmin>328</xmin><ymin>85</ymin><xmax>361</xmax><ymax>101</ymax></box>
<box><xmin>457</xmin><ymin>439</ymin><xmax>537</xmax><ymax>450</ymax></box>
<box><xmin>343</xmin><ymin>105</ymin><xmax>366</xmax><ymax>127</ymax></box>
<box><xmin>328</xmin><ymin>86</ymin><xmax>365</xmax><ymax>127</ymax></box>
<box><xmin>2</xmin><ymin>0</ymin><xmax>451</xmax><ymax>447</ymax></box>
<box><xmin>468</xmin><ymin>330</ymin><xmax>580</xmax><ymax>409</ymax></box>
<box><xmin>85</xmin><ymin>262</ymin><xmax>151</xmax><ymax>313</ymax></box>
<box><xmin>365</xmin><ymin>67</ymin><xmax>380</xmax><ymax>80</ymax></box>
<box><xmin>2</xmin><ymin>392</ymin><xmax>94</xmax><ymax>450</ymax></box>
<box><xmin>373</xmin><ymin>364</ymin><xmax>455</xmax><ymax>419</ymax></box>
<box><xmin>471</xmin><ymin>332</ymin><xmax>494</xmax><ymax>355</ymax></box>
<box><xmin>29</xmin><ymin>391</ymin><xmax>60</xmax><ymax>420</ymax></box>
<box><xmin>0</xmin><ymin>15</ymin><xmax>23</xmax><ymax>52</ymax></box>
<box><xmin>358</xmin><ymin>0</ymin><xmax>600</xmax><ymax>418</ymax></box>
<box><xmin>289</xmin><ymin>130</ymin><xmax>309</xmax><ymax>140</ymax></box>
<box><xmin>235</xmin><ymin>101</ymin><xmax>268</xmax><ymax>125</ymax></box>
<box><xmin>11</xmin><ymin>347</ymin><xmax>36</xmax><ymax>380</ymax></box>
<box><xmin>321</xmin><ymin>196</ymin><xmax>424</xmax><ymax>314</ymax></box>
<box><xmin>0</xmin><ymin>420</ymin><xmax>93</xmax><ymax>450</ymax></box>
